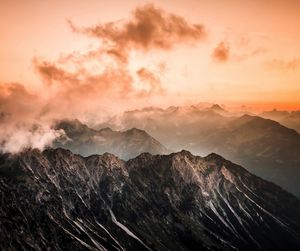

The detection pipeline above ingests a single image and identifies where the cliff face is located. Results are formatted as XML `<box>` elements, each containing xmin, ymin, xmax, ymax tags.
<box><xmin>1</xmin><ymin>148</ymin><xmax>300</xmax><ymax>251</ymax></box>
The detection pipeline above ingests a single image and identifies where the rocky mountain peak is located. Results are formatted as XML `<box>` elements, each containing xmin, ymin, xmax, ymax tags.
<box><xmin>1</xmin><ymin>149</ymin><xmax>300</xmax><ymax>251</ymax></box>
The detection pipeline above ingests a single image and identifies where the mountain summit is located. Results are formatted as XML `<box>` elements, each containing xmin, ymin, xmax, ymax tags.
<box><xmin>1</xmin><ymin>148</ymin><xmax>300</xmax><ymax>250</ymax></box>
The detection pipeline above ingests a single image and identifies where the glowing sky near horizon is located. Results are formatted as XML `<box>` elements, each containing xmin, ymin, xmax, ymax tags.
<box><xmin>1</xmin><ymin>0</ymin><xmax>300</xmax><ymax>111</ymax></box>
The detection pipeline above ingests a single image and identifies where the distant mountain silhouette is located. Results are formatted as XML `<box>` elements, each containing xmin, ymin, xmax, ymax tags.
<box><xmin>260</xmin><ymin>109</ymin><xmax>300</xmax><ymax>133</ymax></box>
<box><xmin>53</xmin><ymin>119</ymin><xmax>169</xmax><ymax>160</ymax></box>
<box><xmin>98</xmin><ymin>105</ymin><xmax>233</xmax><ymax>152</ymax></box>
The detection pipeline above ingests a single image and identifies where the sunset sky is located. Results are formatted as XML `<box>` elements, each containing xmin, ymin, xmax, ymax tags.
<box><xmin>1</xmin><ymin>0</ymin><xmax>300</xmax><ymax>114</ymax></box>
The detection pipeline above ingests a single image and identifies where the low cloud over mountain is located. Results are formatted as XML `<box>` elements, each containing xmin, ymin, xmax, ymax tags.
<box><xmin>0</xmin><ymin>5</ymin><xmax>207</xmax><ymax>154</ymax></box>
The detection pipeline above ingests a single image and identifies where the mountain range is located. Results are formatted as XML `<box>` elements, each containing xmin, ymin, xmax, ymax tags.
<box><xmin>260</xmin><ymin>109</ymin><xmax>300</xmax><ymax>133</ymax></box>
<box><xmin>97</xmin><ymin>105</ymin><xmax>233</xmax><ymax>151</ymax></box>
<box><xmin>1</xmin><ymin>148</ymin><xmax>300</xmax><ymax>250</ymax></box>
<box><xmin>96</xmin><ymin>106</ymin><xmax>300</xmax><ymax>198</ymax></box>
<box><xmin>192</xmin><ymin>114</ymin><xmax>300</xmax><ymax>198</ymax></box>
<box><xmin>53</xmin><ymin>119</ymin><xmax>169</xmax><ymax>160</ymax></box>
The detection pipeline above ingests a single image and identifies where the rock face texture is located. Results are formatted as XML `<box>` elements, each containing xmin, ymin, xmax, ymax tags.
<box><xmin>1</xmin><ymin>148</ymin><xmax>300</xmax><ymax>251</ymax></box>
<box><xmin>54</xmin><ymin>119</ymin><xmax>169</xmax><ymax>160</ymax></box>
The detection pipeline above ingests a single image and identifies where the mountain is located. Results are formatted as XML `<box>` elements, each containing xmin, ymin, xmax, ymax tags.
<box><xmin>98</xmin><ymin>105</ymin><xmax>233</xmax><ymax>151</ymax></box>
<box><xmin>1</xmin><ymin>148</ymin><xmax>300</xmax><ymax>250</ymax></box>
<box><xmin>193</xmin><ymin>115</ymin><xmax>300</xmax><ymax>197</ymax></box>
<box><xmin>205</xmin><ymin>104</ymin><xmax>227</xmax><ymax>114</ymax></box>
<box><xmin>261</xmin><ymin>109</ymin><xmax>300</xmax><ymax>133</ymax></box>
<box><xmin>53</xmin><ymin>119</ymin><xmax>169</xmax><ymax>160</ymax></box>
<box><xmin>260</xmin><ymin>109</ymin><xmax>290</xmax><ymax>121</ymax></box>
<box><xmin>100</xmin><ymin>109</ymin><xmax>300</xmax><ymax>198</ymax></box>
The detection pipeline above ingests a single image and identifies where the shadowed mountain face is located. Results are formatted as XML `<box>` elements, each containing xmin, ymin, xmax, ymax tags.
<box><xmin>1</xmin><ymin>148</ymin><xmax>300</xmax><ymax>251</ymax></box>
<box><xmin>100</xmin><ymin>108</ymin><xmax>300</xmax><ymax>197</ymax></box>
<box><xmin>53</xmin><ymin>119</ymin><xmax>169</xmax><ymax>160</ymax></box>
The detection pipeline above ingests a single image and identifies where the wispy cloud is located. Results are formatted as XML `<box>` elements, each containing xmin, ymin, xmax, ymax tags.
<box><xmin>212</xmin><ymin>39</ymin><xmax>266</xmax><ymax>63</ymax></box>
<box><xmin>267</xmin><ymin>58</ymin><xmax>300</xmax><ymax>71</ymax></box>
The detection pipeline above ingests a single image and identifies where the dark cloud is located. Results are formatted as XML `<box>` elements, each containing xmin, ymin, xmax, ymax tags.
<box><xmin>69</xmin><ymin>4</ymin><xmax>206</xmax><ymax>63</ymax></box>
<box><xmin>212</xmin><ymin>42</ymin><xmax>230</xmax><ymax>62</ymax></box>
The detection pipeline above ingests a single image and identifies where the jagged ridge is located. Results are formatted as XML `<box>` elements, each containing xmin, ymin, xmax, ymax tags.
<box><xmin>0</xmin><ymin>148</ymin><xmax>300</xmax><ymax>251</ymax></box>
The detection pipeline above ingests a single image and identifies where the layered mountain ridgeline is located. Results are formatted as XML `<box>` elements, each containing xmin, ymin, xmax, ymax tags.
<box><xmin>99</xmin><ymin>107</ymin><xmax>300</xmax><ymax>197</ymax></box>
<box><xmin>1</xmin><ymin>148</ymin><xmax>300</xmax><ymax>251</ymax></box>
<box><xmin>193</xmin><ymin>115</ymin><xmax>300</xmax><ymax>198</ymax></box>
<box><xmin>97</xmin><ymin>105</ymin><xmax>233</xmax><ymax>151</ymax></box>
<box><xmin>260</xmin><ymin>109</ymin><xmax>300</xmax><ymax>133</ymax></box>
<box><xmin>53</xmin><ymin>119</ymin><xmax>169</xmax><ymax>160</ymax></box>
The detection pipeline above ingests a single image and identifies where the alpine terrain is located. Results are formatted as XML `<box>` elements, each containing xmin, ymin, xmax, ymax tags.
<box><xmin>1</xmin><ymin>148</ymin><xmax>300</xmax><ymax>251</ymax></box>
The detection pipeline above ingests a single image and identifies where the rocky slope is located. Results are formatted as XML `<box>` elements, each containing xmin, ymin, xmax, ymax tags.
<box><xmin>1</xmin><ymin>148</ymin><xmax>300</xmax><ymax>250</ymax></box>
<box><xmin>54</xmin><ymin>119</ymin><xmax>169</xmax><ymax>160</ymax></box>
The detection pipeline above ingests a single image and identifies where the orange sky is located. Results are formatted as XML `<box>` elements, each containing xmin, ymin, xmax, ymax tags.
<box><xmin>1</xmin><ymin>0</ymin><xmax>300</xmax><ymax>112</ymax></box>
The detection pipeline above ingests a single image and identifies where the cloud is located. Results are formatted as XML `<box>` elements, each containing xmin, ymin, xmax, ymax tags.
<box><xmin>212</xmin><ymin>41</ymin><xmax>230</xmax><ymax>62</ymax></box>
<box><xmin>235</xmin><ymin>47</ymin><xmax>267</xmax><ymax>61</ymax></box>
<box><xmin>0</xmin><ymin>83</ymin><xmax>64</xmax><ymax>153</ymax></box>
<box><xmin>212</xmin><ymin>39</ymin><xmax>266</xmax><ymax>63</ymax></box>
<box><xmin>1</xmin><ymin>124</ymin><xmax>63</xmax><ymax>154</ymax></box>
<box><xmin>31</xmin><ymin>4</ymin><xmax>203</xmax><ymax>119</ymax></box>
<box><xmin>34</xmin><ymin>59</ymin><xmax>139</xmax><ymax>117</ymax></box>
<box><xmin>0</xmin><ymin>83</ymin><xmax>39</xmax><ymax>122</ymax></box>
<box><xmin>267</xmin><ymin>58</ymin><xmax>300</xmax><ymax>71</ymax></box>
<box><xmin>34</xmin><ymin>58</ymin><xmax>164</xmax><ymax>102</ymax></box>
<box><xmin>35</xmin><ymin>4</ymin><xmax>205</xmax><ymax>106</ymax></box>
<box><xmin>69</xmin><ymin>4</ymin><xmax>206</xmax><ymax>63</ymax></box>
<box><xmin>137</xmin><ymin>67</ymin><xmax>165</xmax><ymax>96</ymax></box>
<box><xmin>0</xmin><ymin>4</ymin><xmax>206</xmax><ymax>153</ymax></box>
